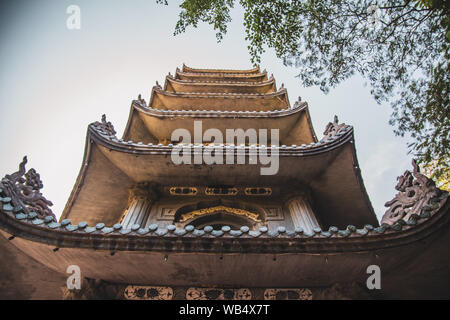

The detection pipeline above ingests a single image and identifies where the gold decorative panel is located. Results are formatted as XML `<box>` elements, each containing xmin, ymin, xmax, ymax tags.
<box><xmin>205</xmin><ymin>187</ymin><xmax>238</xmax><ymax>196</ymax></box>
<box><xmin>244</xmin><ymin>187</ymin><xmax>272</xmax><ymax>196</ymax></box>
<box><xmin>169</xmin><ymin>187</ymin><xmax>198</xmax><ymax>196</ymax></box>
<box><xmin>179</xmin><ymin>205</ymin><xmax>261</xmax><ymax>222</ymax></box>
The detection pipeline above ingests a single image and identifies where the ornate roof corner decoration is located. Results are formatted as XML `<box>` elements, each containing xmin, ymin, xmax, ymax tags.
<box><xmin>0</xmin><ymin>156</ymin><xmax>56</xmax><ymax>221</ymax></box>
<box><xmin>322</xmin><ymin>115</ymin><xmax>350</xmax><ymax>141</ymax></box>
<box><xmin>137</xmin><ymin>94</ymin><xmax>146</xmax><ymax>106</ymax></box>
<box><xmin>293</xmin><ymin>96</ymin><xmax>303</xmax><ymax>108</ymax></box>
<box><xmin>91</xmin><ymin>114</ymin><xmax>116</xmax><ymax>137</ymax></box>
<box><xmin>381</xmin><ymin>159</ymin><xmax>448</xmax><ymax>226</ymax></box>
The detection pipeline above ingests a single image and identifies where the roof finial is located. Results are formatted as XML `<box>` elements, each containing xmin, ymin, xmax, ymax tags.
<box><xmin>323</xmin><ymin>115</ymin><xmax>346</xmax><ymax>139</ymax></box>
<box><xmin>137</xmin><ymin>94</ymin><xmax>146</xmax><ymax>105</ymax></box>
<box><xmin>334</xmin><ymin>115</ymin><xmax>339</xmax><ymax>124</ymax></box>
<box><xmin>381</xmin><ymin>158</ymin><xmax>447</xmax><ymax>225</ymax></box>
<box><xmin>0</xmin><ymin>156</ymin><xmax>55</xmax><ymax>220</ymax></box>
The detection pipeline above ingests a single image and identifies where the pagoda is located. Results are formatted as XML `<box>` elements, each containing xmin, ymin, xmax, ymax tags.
<box><xmin>0</xmin><ymin>65</ymin><xmax>448</xmax><ymax>300</ymax></box>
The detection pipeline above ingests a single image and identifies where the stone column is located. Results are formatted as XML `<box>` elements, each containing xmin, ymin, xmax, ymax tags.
<box><xmin>286</xmin><ymin>196</ymin><xmax>320</xmax><ymax>234</ymax></box>
<box><xmin>120</xmin><ymin>183</ymin><xmax>157</xmax><ymax>229</ymax></box>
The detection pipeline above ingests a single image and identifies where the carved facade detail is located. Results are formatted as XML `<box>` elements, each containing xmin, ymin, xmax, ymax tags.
<box><xmin>91</xmin><ymin>114</ymin><xmax>116</xmax><ymax>136</ymax></box>
<box><xmin>244</xmin><ymin>187</ymin><xmax>272</xmax><ymax>196</ymax></box>
<box><xmin>124</xmin><ymin>285</ymin><xmax>173</xmax><ymax>300</ymax></box>
<box><xmin>205</xmin><ymin>187</ymin><xmax>238</xmax><ymax>196</ymax></box>
<box><xmin>0</xmin><ymin>156</ymin><xmax>55</xmax><ymax>220</ymax></box>
<box><xmin>186</xmin><ymin>287</ymin><xmax>252</xmax><ymax>300</ymax></box>
<box><xmin>264</xmin><ymin>288</ymin><xmax>312</xmax><ymax>300</ymax></box>
<box><xmin>169</xmin><ymin>187</ymin><xmax>198</xmax><ymax>196</ymax></box>
<box><xmin>179</xmin><ymin>205</ymin><xmax>261</xmax><ymax>223</ymax></box>
<box><xmin>119</xmin><ymin>182</ymin><xmax>159</xmax><ymax>228</ymax></box>
<box><xmin>381</xmin><ymin>160</ymin><xmax>447</xmax><ymax>225</ymax></box>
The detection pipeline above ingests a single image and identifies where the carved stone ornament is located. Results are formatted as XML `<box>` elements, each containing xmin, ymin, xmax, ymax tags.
<box><xmin>264</xmin><ymin>288</ymin><xmax>312</xmax><ymax>300</ymax></box>
<box><xmin>91</xmin><ymin>114</ymin><xmax>116</xmax><ymax>136</ymax></box>
<box><xmin>124</xmin><ymin>285</ymin><xmax>173</xmax><ymax>300</ymax></box>
<box><xmin>137</xmin><ymin>94</ymin><xmax>147</xmax><ymax>105</ymax></box>
<box><xmin>0</xmin><ymin>156</ymin><xmax>56</xmax><ymax>221</ymax></box>
<box><xmin>186</xmin><ymin>287</ymin><xmax>252</xmax><ymax>300</ymax></box>
<box><xmin>323</xmin><ymin>115</ymin><xmax>347</xmax><ymax>139</ymax></box>
<box><xmin>381</xmin><ymin>159</ymin><xmax>448</xmax><ymax>225</ymax></box>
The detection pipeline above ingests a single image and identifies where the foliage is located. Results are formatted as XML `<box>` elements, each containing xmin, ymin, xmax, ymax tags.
<box><xmin>160</xmin><ymin>0</ymin><xmax>449</xmax><ymax>181</ymax></box>
<box><xmin>422</xmin><ymin>157</ymin><xmax>450</xmax><ymax>191</ymax></box>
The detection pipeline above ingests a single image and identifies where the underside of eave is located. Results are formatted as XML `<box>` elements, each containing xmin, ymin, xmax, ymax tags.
<box><xmin>310</xmin><ymin>141</ymin><xmax>378</xmax><ymax>229</ymax></box>
<box><xmin>123</xmin><ymin>102</ymin><xmax>316</xmax><ymax>145</ymax></box>
<box><xmin>1</xmin><ymin>204</ymin><xmax>449</xmax><ymax>298</ymax></box>
<box><xmin>61</xmin><ymin>130</ymin><xmax>376</xmax><ymax>229</ymax></box>
<box><xmin>60</xmin><ymin>133</ymin><xmax>134</xmax><ymax>225</ymax></box>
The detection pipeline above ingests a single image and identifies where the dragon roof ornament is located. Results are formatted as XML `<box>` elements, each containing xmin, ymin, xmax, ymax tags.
<box><xmin>381</xmin><ymin>159</ymin><xmax>448</xmax><ymax>225</ymax></box>
<box><xmin>0</xmin><ymin>156</ymin><xmax>56</xmax><ymax>221</ymax></box>
<box><xmin>323</xmin><ymin>115</ymin><xmax>348</xmax><ymax>140</ymax></box>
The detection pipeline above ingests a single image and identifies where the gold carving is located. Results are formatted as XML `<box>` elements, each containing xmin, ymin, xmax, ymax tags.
<box><xmin>205</xmin><ymin>187</ymin><xmax>238</xmax><ymax>196</ymax></box>
<box><xmin>169</xmin><ymin>187</ymin><xmax>198</xmax><ymax>196</ymax></box>
<box><xmin>179</xmin><ymin>205</ymin><xmax>261</xmax><ymax>222</ymax></box>
<box><xmin>264</xmin><ymin>288</ymin><xmax>312</xmax><ymax>300</ymax></box>
<box><xmin>124</xmin><ymin>285</ymin><xmax>173</xmax><ymax>300</ymax></box>
<box><xmin>186</xmin><ymin>288</ymin><xmax>252</xmax><ymax>300</ymax></box>
<box><xmin>244</xmin><ymin>187</ymin><xmax>272</xmax><ymax>196</ymax></box>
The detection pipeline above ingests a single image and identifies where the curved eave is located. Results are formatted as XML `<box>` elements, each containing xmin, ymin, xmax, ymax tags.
<box><xmin>148</xmin><ymin>86</ymin><xmax>290</xmax><ymax>112</ymax></box>
<box><xmin>175</xmin><ymin>70</ymin><xmax>268</xmax><ymax>83</ymax></box>
<box><xmin>182</xmin><ymin>64</ymin><xmax>261</xmax><ymax>74</ymax></box>
<box><xmin>164</xmin><ymin>75</ymin><xmax>277</xmax><ymax>94</ymax></box>
<box><xmin>60</xmin><ymin>129</ymin><xmax>135</xmax><ymax>225</ymax></box>
<box><xmin>123</xmin><ymin>100</ymin><xmax>316</xmax><ymax>145</ymax></box>
<box><xmin>63</xmin><ymin>122</ymin><xmax>377</xmax><ymax>227</ymax></box>
<box><xmin>0</xmin><ymin>197</ymin><xmax>448</xmax><ymax>291</ymax></box>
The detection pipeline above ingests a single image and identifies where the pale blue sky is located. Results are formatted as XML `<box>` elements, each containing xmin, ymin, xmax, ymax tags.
<box><xmin>0</xmin><ymin>0</ymin><xmax>412</xmax><ymax>220</ymax></box>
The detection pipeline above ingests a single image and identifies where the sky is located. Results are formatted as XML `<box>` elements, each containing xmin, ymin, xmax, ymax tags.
<box><xmin>0</xmin><ymin>0</ymin><xmax>412</xmax><ymax>220</ymax></box>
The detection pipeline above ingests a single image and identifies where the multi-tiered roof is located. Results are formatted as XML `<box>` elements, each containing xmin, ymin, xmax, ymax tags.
<box><xmin>0</xmin><ymin>65</ymin><xmax>448</xmax><ymax>299</ymax></box>
<box><xmin>59</xmin><ymin>65</ymin><xmax>378</xmax><ymax>229</ymax></box>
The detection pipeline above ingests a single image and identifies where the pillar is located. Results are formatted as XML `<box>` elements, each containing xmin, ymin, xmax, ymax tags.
<box><xmin>286</xmin><ymin>196</ymin><xmax>320</xmax><ymax>234</ymax></box>
<box><xmin>120</xmin><ymin>183</ymin><xmax>156</xmax><ymax>229</ymax></box>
